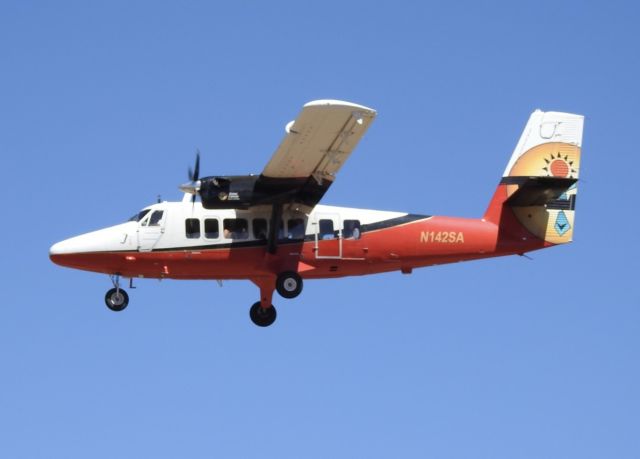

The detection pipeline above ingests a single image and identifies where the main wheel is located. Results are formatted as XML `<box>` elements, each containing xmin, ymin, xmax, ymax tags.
<box><xmin>276</xmin><ymin>271</ymin><xmax>303</xmax><ymax>299</ymax></box>
<box><xmin>105</xmin><ymin>288</ymin><xmax>129</xmax><ymax>312</ymax></box>
<box><xmin>249</xmin><ymin>302</ymin><xmax>277</xmax><ymax>327</ymax></box>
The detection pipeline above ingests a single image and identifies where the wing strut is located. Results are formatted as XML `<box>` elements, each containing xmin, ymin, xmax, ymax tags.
<box><xmin>267</xmin><ymin>203</ymin><xmax>283</xmax><ymax>254</ymax></box>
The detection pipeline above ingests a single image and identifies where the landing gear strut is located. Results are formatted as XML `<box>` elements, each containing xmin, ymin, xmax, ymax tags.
<box><xmin>105</xmin><ymin>275</ymin><xmax>129</xmax><ymax>312</ymax></box>
<box><xmin>247</xmin><ymin>202</ymin><xmax>302</xmax><ymax>326</ymax></box>
<box><xmin>276</xmin><ymin>271</ymin><xmax>303</xmax><ymax>299</ymax></box>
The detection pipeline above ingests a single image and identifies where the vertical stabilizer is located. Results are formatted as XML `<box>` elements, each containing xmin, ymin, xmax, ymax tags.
<box><xmin>485</xmin><ymin>110</ymin><xmax>584</xmax><ymax>245</ymax></box>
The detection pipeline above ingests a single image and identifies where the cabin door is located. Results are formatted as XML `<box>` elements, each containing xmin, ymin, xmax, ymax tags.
<box><xmin>313</xmin><ymin>213</ymin><xmax>342</xmax><ymax>259</ymax></box>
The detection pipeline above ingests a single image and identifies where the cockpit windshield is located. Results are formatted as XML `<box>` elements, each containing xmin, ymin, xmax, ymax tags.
<box><xmin>128</xmin><ymin>209</ymin><xmax>151</xmax><ymax>222</ymax></box>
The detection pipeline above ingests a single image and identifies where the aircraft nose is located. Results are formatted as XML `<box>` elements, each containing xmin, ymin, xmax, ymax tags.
<box><xmin>49</xmin><ymin>233</ymin><xmax>95</xmax><ymax>257</ymax></box>
<box><xmin>49</xmin><ymin>238</ymin><xmax>75</xmax><ymax>267</ymax></box>
<box><xmin>49</xmin><ymin>238</ymin><xmax>81</xmax><ymax>262</ymax></box>
<box><xmin>49</xmin><ymin>233</ymin><xmax>102</xmax><ymax>267</ymax></box>
<box><xmin>49</xmin><ymin>223</ymin><xmax>135</xmax><ymax>263</ymax></box>
<box><xmin>49</xmin><ymin>240</ymin><xmax>68</xmax><ymax>256</ymax></box>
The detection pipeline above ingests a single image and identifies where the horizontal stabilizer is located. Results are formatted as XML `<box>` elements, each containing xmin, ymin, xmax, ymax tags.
<box><xmin>504</xmin><ymin>177</ymin><xmax>577</xmax><ymax>207</ymax></box>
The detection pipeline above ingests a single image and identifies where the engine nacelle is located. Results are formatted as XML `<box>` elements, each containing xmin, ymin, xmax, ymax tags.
<box><xmin>199</xmin><ymin>175</ymin><xmax>260</xmax><ymax>209</ymax></box>
<box><xmin>197</xmin><ymin>174</ymin><xmax>324</xmax><ymax>209</ymax></box>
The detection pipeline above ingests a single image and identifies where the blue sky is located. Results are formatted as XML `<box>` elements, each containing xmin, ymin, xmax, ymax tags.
<box><xmin>1</xmin><ymin>1</ymin><xmax>639</xmax><ymax>457</ymax></box>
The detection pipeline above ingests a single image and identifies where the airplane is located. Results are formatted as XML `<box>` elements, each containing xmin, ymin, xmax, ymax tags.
<box><xmin>49</xmin><ymin>100</ymin><xmax>584</xmax><ymax>327</ymax></box>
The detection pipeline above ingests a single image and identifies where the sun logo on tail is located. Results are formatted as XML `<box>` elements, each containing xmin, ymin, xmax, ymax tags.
<box><xmin>542</xmin><ymin>152</ymin><xmax>577</xmax><ymax>178</ymax></box>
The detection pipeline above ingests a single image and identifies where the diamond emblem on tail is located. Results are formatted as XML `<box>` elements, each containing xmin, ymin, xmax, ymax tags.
<box><xmin>554</xmin><ymin>210</ymin><xmax>571</xmax><ymax>236</ymax></box>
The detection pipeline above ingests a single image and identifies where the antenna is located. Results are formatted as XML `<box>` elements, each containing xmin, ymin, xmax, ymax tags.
<box><xmin>157</xmin><ymin>194</ymin><xmax>162</xmax><ymax>203</ymax></box>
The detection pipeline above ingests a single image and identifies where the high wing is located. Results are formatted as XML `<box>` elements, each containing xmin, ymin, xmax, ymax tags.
<box><xmin>257</xmin><ymin>99</ymin><xmax>377</xmax><ymax>208</ymax></box>
<box><xmin>191</xmin><ymin>100</ymin><xmax>376</xmax><ymax>211</ymax></box>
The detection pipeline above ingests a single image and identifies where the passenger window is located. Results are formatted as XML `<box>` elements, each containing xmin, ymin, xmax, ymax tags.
<box><xmin>343</xmin><ymin>219</ymin><xmax>361</xmax><ymax>239</ymax></box>
<box><xmin>185</xmin><ymin>219</ymin><xmax>200</xmax><ymax>239</ymax></box>
<box><xmin>252</xmin><ymin>219</ymin><xmax>285</xmax><ymax>240</ymax></box>
<box><xmin>319</xmin><ymin>219</ymin><xmax>335</xmax><ymax>240</ymax></box>
<box><xmin>148</xmin><ymin>211</ymin><xmax>164</xmax><ymax>227</ymax></box>
<box><xmin>224</xmin><ymin>219</ymin><xmax>249</xmax><ymax>240</ymax></box>
<box><xmin>204</xmin><ymin>218</ymin><xmax>219</xmax><ymax>239</ymax></box>
<box><xmin>253</xmin><ymin>219</ymin><xmax>268</xmax><ymax>240</ymax></box>
<box><xmin>278</xmin><ymin>220</ymin><xmax>285</xmax><ymax>239</ymax></box>
<box><xmin>287</xmin><ymin>218</ymin><xmax>305</xmax><ymax>239</ymax></box>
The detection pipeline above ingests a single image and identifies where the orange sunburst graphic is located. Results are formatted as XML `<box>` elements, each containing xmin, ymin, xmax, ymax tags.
<box><xmin>507</xmin><ymin>142</ymin><xmax>580</xmax><ymax>180</ymax></box>
<box><xmin>542</xmin><ymin>152</ymin><xmax>577</xmax><ymax>178</ymax></box>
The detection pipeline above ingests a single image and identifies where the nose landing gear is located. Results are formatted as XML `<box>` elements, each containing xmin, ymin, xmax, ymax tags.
<box><xmin>105</xmin><ymin>288</ymin><xmax>129</xmax><ymax>311</ymax></box>
<box><xmin>105</xmin><ymin>275</ymin><xmax>129</xmax><ymax>312</ymax></box>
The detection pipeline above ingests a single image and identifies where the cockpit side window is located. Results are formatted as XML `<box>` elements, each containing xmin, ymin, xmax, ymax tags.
<box><xmin>148</xmin><ymin>211</ymin><xmax>164</xmax><ymax>227</ymax></box>
<box><xmin>128</xmin><ymin>209</ymin><xmax>151</xmax><ymax>222</ymax></box>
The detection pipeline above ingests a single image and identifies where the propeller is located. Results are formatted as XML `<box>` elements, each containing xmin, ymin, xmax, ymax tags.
<box><xmin>180</xmin><ymin>150</ymin><xmax>202</xmax><ymax>207</ymax></box>
<box><xmin>188</xmin><ymin>149</ymin><xmax>200</xmax><ymax>183</ymax></box>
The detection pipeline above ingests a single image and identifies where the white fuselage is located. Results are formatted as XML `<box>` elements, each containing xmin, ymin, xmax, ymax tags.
<box><xmin>50</xmin><ymin>200</ymin><xmax>410</xmax><ymax>256</ymax></box>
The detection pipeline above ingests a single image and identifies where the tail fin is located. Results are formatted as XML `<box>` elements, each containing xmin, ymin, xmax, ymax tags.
<box><xmin>484</xmin><ymin>110</ymin><xmax>584</xmax><ymax>245</ymax></box>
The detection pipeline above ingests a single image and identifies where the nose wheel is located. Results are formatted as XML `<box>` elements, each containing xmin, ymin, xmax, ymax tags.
<box><xmin>105</xmin><ymin>274</ymin><xmax>130</xmax><ymax>311</ymax></box>
<box><xmin>105</xmin><ymin>287</ymin><xmax>129</xmax><ymax>311</ymax></box>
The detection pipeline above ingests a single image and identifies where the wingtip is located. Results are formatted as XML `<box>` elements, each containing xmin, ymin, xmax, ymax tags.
<box><xmin>304</xmin><ymin>99</ymin><xmax>376</xmax><ymax>114</ymax></box>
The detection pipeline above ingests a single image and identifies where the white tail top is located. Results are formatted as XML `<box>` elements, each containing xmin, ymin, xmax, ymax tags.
<box><xmin>503</xmin><ymin>110</ymin><xmax>584</xmax><ymax>177</ymax></box>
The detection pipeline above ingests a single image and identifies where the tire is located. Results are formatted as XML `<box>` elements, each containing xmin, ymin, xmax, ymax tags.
<box><xmin>105</xmin><ymin>288</ymin><xmax>129</xmax><ymax>312</ymax></box>
<box><xmin>249</xmin><ymin>302</ymin><xmax>277</xmax><ymax>327</ymax></box>
<box><xmin>276</xmin><ymin>271</ymin><xmax>303</xmax><ymax>299</ymax></box>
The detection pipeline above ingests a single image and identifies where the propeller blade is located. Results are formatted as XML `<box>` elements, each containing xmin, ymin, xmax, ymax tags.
<box><xmin>181</xmin><ymin>150</ymin><xmax>202</xmax><ymax>199</ymax></box>
<box><xmin>193</xmin><ymin>149</ymin><xmax>200</xmax><ymax>182</ymax></box>
<box><xmin>188</xmin><ymin>150</ymin><xmax>201</xmax><ymax>182</ymax></box>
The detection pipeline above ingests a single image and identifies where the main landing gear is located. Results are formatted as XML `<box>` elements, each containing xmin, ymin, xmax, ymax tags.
<box><xmin>105</xmin><ymin>275</ymin><xmax>129</xmax><ymax>312</ymax></box>
<box><xmin>275</xmin><ymin>271</ymin><xmax>303</xmax><ymax>299</ymax></box>
<box><xmin>249</xmin><ymin>272</ymin><xmax>303</xmax><ymax>327</ymax></box>
<box><xmin>249</xmin><ymin>302</ymin><xmax>277</xmax><ymax>327</ymax></box>
<box><xmin>246</xmin><ymin>203</ymin><xmax>304</xmax><ymax>327</ymax></box>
